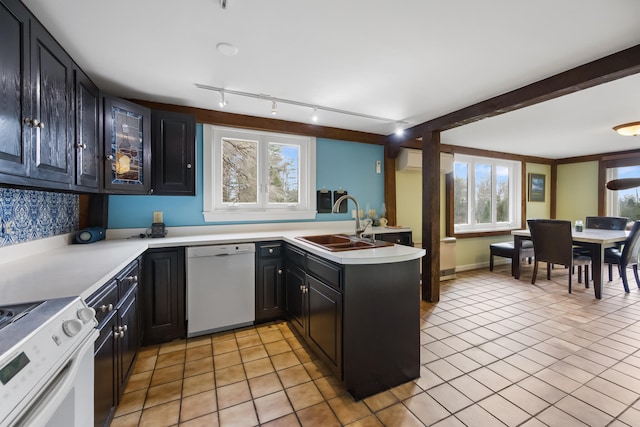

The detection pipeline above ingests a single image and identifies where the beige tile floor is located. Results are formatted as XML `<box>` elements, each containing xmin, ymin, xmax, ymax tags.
<box><xmin>111</xmin><ymin>263</ymin><xmax>640</xmax><ymax>426</ymax></box>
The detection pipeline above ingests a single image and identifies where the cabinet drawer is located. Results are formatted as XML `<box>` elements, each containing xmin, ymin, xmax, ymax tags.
<box><xmin>377</xmin><ymin>232</ymin><xmax>412</xmax><ymax>246</ymax></box>
<box><xmin>285</xmin><ymin>245</ymin><xmax>306</xmax><ymax>269</ymax></box>
<box><xmin>118</xmin><ymin>259</ymin><xmax>140</xmax><ymax>299</ymax></box>
<box><xmin>258</xmin><ymin>242</ymin><xmax>282</xmax><ymax>258</ymax></box>
<box><xmin>307</xmin><ymin>254</ymin><xmax>343</xmax><ymax>291</ymax></box>
<box><xmin>87</xmin><ymin>280</ymin><xmax>118</xmax><ymax>327</ymax></box>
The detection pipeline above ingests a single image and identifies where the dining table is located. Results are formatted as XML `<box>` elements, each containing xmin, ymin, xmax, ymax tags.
<box><xmin>511</xmin><ymin>228</ymin><xmax>628</xmax><ymax>299</ymax></box>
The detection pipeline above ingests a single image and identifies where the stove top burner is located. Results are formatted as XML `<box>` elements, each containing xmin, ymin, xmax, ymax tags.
<box><xmin>0</xmin><ymin>302</ymin><xmax>42</xmax><ymax>331</ymax></box>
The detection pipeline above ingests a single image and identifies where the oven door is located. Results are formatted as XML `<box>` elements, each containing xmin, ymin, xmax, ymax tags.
<box><xmin>11</xmin><ymin>330</ymin><xmax>98</xmax><ymax>427</ymax></box>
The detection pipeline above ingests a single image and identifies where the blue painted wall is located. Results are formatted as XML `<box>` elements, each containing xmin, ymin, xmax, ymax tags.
<box><xmin>108</xmin><ymin>124</ymin><xmax>385</xmax><ymax>228</ymax></box>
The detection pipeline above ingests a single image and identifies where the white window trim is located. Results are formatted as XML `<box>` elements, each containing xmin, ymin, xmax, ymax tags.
<box><xmin>454</xmin><ymin>154</ymin><xmax>522</xmax><ymax>234</ymax></box>
<box><xmin>203</xmin><ymin>124</ymin><xmax>316</xmax><ymax>222</ymax></box>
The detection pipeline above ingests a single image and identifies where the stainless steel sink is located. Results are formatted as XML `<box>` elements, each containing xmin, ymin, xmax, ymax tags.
<box><xmin>296</xmin><ymin>234</ymin><xmax>394</xmax><ymax>251</ymax></box>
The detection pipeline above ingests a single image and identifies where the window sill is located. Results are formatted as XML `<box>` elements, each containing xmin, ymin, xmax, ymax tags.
<box><xmin>203</xmin><ymin>210</ymin><xmax>317</xmax><ymax>222</ymax></box>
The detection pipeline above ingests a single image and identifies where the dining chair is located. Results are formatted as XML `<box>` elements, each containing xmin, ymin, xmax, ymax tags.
<box><xmin>575</xmin><ymin>216</ymin><xmax>628</xmax><ymax>281</ymax></box>
<box><xmin>527</xmin><ymin>219</ymin><xmax>592</xmax><ymax>293</ymax></box>
<box><xmin>603</xmin><ymin>220</ymin><xmax>640</xmax><ymax>293</ymax></box>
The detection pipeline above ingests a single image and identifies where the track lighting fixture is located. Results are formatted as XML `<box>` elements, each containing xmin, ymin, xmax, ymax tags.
<box><xmin>218</xmin><ymin>91</ymin><xmax>227</xmax><ymax>108</ymax></box>
<box><xmin>195</xmin><ymin>83</ymin><xmax>408</xmax><ymax>133</ymax></box>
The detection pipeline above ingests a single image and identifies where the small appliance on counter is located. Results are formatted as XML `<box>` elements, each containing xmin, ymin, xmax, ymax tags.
<box><xmin>75</xmin><ymin>226</ymin><xmax>106</xmax><ymax>244</ymax></box>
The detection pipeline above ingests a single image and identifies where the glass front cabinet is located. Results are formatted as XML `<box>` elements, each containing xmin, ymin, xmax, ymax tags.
<box><xmin>103</xmin><ymin>96</ymin><xmax>151</xmax><ymax>193</ymax></box>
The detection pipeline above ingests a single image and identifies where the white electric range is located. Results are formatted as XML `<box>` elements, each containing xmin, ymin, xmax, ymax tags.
<box><xmin>0</xmin><ymin>296</ymin><xmax>98</xmax><ymax>427</ymax></box>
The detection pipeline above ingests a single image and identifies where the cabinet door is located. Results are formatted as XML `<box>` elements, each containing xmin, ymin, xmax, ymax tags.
<box><xmin>117</xmin><ymin>287</ymin><xmax>139</xmax><ymax>391</ymax></box>
<box><xmin>151</xmin><ymin>110</ymin><xmax>195</xmax><ymax>195</ymax></box>
<box><xmin>256</xmin><ymin>257</ymin><xmax>284</xmax><ymax>322</ymax></box>
<box><xmin>103</xmin><ymin>96</ymin><xmax>151</xmax><ymax>193</ymax></box>
<box><xmin>0</xmin><ymin>0</ymin><xmax>30</xmax><ymax>178</ymax></box>
<box><xmin>74</xmin><ymin>69</ymin><xmax>100</xmax><ymax>189</ymax></box>
<box><xmin>142</xmin><ymin>248</ymin><xmax>186</xmax><ymax>345</ymax></box>
<box><xmin>29</xmin><ymin>20</ymin><xmax>74</xmax><ymax>185</ymax></box>
<box><xmin>285</xmin><ymin>264</ymin><xmax>306</xmax><ymax>336</ymax></box>
<box><xmin>94</xmin><ymin>314</ymin><xmax>117</xmax><ymax>427</ymax></box>
<box><xmin>307</xmin><ymin>274</ymin><xmax>342</xmax><ymax>374</ymax></box>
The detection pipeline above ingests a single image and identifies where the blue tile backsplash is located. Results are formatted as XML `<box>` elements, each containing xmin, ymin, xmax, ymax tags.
<box><xmin>0</xmin><ymin>188</ymin><xmax>79</xmax><ymax>247</ymax></box>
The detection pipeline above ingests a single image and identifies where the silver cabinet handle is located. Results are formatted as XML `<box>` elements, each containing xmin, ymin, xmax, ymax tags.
<box><xmin>76</xmin><ymin>143</ymin><xmax>87</xmax><ymax>149</ymax></box>
<box><xmin>99</xmin><ymin>303</ymin><xmax>113</xmax><ymax>313</ymax></box>
<box><xmin>106</xmin><ymin>154</ymin><xmax>114</xmax><ymax>160</ymax></box>
<box><xmin>126</xmin><ymin>275</ymin><xmax>138</xmax><ymax>283</ymax></box>
<box><xmin>278</xmin><ymin>269</ymin><xmax>282</xmax><ymax>275</ymax></box>
<box><xmin>186</xmin><ymin>163</ymin><xmax>192</xmax><ymax>169</ymax></box>
<box><xmin>23</xmin><ymin>118</ymin><xmax>44</xmax><ymax>128</ymax></box>
<box><xmin>268</xmin><ymin>248</ymin><xmax>274</xmax><ymax>254</ymax></box>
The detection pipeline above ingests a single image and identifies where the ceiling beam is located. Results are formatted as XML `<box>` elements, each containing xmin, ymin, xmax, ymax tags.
<box><xmin>390</xmin><ymin>43</ymin><xmax>640</xmax><ymax>144</ymax></box>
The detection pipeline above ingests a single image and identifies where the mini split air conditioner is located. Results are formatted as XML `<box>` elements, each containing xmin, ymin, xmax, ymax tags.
<box><xmin>396</xmin><ymin>149</ymin><xmax>453</xmax><ymax>174</ymax></box>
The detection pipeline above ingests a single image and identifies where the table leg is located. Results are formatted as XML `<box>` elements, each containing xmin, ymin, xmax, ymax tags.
<box><xmin>588</xmin><ymin>243</ymin><xmax>604</xmax><ymax>299</ymax></box>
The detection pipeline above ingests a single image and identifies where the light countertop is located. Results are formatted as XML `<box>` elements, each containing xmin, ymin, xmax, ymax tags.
<box><xmin>0</xmin><ymin>222</ymin><xmax>424</xmax><ymax>305</ymax></box>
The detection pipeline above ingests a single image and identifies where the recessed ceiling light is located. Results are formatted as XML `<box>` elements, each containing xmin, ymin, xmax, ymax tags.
<box><xmin>217</xmin><ymin>42</ymin><xmax>238</xmax><ymax>56</ymax></box>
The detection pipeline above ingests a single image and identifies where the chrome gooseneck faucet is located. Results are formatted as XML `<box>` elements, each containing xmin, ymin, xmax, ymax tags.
<box><xmin>333</xmin><ymin>194</ymin><xmax>369</xmax><ymax>239</ymax></box>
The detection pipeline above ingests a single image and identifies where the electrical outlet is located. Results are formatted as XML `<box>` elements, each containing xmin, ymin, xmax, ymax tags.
<box><xmin>351</xmin><ymin>209</ymin><xmax>363</xmax><ymax>219</ymax></box>
<box><xmin>5</xmin><ymin>220</ymin><xmax>12</xmax><ymax>235</ymax></box>
<box><xmin>376</xmin><ymin>160</ymin><xmax>381</xmax><ymax>174</ymax></box>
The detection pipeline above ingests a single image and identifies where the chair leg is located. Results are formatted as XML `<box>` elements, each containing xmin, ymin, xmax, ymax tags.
<box><xmin>585</xmin><ymin>266</ymin><xmax>589</xmax><ymax>289</ymax></box>
<box><xmin>621</xmin><ymin>266</ymin><xmax>631</xmax><ymax>293</ymax></box>
<box><xmin>578</xmin><ymin>266</ymin><xmax>583</xmax><ymax>284</ymax></box>
<box><xmin>547</xmin><ymin>263</ymin><xmax>551</xmax><ymax>280</ymax></box>
<box><xmin>608</xmin><ymin>263</ymin><xmax>613</xmax><ymax>282</ymax></box>
<box><xmin>568</xmin><ymin>267</ymin><xmax>572</xmax><ymax>293</ymax></box>
<box><xmin>531</xmin><ymin>261</ymin><xmax>538</xmax><ymax>284</ymax></box>
<box><xmin>490</xmin><ymin>253</ymin><xmax>494</xmax><ymax>271</ymax></box>
<box><xmin>633</xmin><ymin>265</ymin><xmax>640</xmax><ymax>289</ymax></box>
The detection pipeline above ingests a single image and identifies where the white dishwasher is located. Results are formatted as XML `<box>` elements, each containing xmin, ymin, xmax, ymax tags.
<box><xmin>186</xmin><ymin>243</ymin><xmax>256</xmax><ymax>337</ymax></box>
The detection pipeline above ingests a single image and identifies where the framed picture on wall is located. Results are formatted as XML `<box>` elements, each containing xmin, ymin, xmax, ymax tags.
<box><xmin>528</xmin><ymin>173</ymin><xmax>546</xmax><ymax>202</ymax></box>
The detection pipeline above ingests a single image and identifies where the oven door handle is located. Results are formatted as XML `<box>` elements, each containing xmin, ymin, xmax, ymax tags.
<box><xmin>12</xmin><ymin>330</ymin><xmax>98</xmax><ymax>427</ymax></box>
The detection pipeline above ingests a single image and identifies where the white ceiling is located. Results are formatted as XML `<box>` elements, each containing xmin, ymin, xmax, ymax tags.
<box><xmin>23</xmin><ymin>0</ymin><xmax>640</xmax><ymax>159</ymax></box>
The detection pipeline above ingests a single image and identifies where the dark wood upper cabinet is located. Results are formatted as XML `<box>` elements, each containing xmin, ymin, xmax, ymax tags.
<box><xmin>0</xmin><ymin>0</ymin><xmax>102</xmax><ymax>191</ymax></box>
<box><xmin>151</xmin><ymin>110</ymin><xmax>195</xmax><ymax>195</ymax></box>
<box><xmin>29</xmin><ymin>19</ymin><xmax>74</xmax><ymax>185</ymax></box>
<box><xmin>103</xmin><ymin>96</ymin><xmax>151</xmax><ymax>194</ymax></box>
<box><xmin>75</xmin><ymin>69</ymin><xmax>100</xmax><ymax>189</ymax></box>
<box><xmin>0</xmin><ymin>0</ymin><xmax>31</xmax><ymax>179</ymax></box>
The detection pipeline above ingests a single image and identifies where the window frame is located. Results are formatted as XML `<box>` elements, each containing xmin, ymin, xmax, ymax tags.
<box><xmin>203</xmin><ymin>124</ymin><xmax>316</xmax><ymax>222</ymax></box>
<box><xmin>450</xmin><ymin>153</ymin><xmax>522</xmax><ymax>235</ymax></box>
<box><xmin>603</xmin><ymin>157</ymin><xmax>640</xmax><ymax>219</ymax></box>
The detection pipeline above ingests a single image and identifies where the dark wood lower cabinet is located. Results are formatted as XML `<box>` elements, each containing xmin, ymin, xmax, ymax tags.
<box><xmin>285</xmin><ymin>263</ymin><xmax>306</xmax><ymax>336</ymax></box>
<box><xmin>284</xmin><ymin>243</ymin><xmax>420</xmax><ymax>400</ymax></box>
<box><xmin>255</xmin><ymin>242</ymin><xmax>284</xmax><ymax>323</ymax></box>
<box><xmin>93</xmin><ymin>314</ymin><xmax>116</xmax><ymax>427</ymax></box>
<box><xmin>142</xmin><ymin>247</ymin><xmax>186</xmax><ymax>345</ymax></box>
<box><xmin>87</xmin><ymin>258</ymin><xmax>141</xmax><ymax>427</ymax></box>
<box><xmin>306</xmin><ymin>274</ymin><xmax>342</xmax><ymax>373</ymax></box>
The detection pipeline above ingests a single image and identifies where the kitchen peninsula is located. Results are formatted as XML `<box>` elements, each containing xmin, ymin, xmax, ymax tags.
<box><xmin>0</xmin><ymin>221</ymin><xmax>425</xmax><ymax>401</ymax></box>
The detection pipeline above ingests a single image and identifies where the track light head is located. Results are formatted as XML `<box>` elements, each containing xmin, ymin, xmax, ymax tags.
<box><xmin>271</xmin><ymin>100</ymin><xmax>277</xmax><ymax>115</ymax></box>
<box><xmin>218</xmin><ymin>91</ymin><xmax>228</xmax><ymax>108</ymax></box>
<box><xmin>311</xmin><ymin>107</ymin><xmax>318</xmax><ymax>122</ymax></box>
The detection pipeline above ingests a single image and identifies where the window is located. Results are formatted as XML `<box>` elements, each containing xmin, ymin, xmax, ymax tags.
<box><xmin>606</xmin><ymin>164</ymin><xmax>640</xmax><ymax>221</ymax></box>
<box><xmin>203</xmin><ymin>125</ymin><xmax>316</xmax><ymax>221</ymax></box>
<box><xmin>453</xmin><ymin>154</ymin><xmax>522</xmax><ymax>233</ymax></box>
